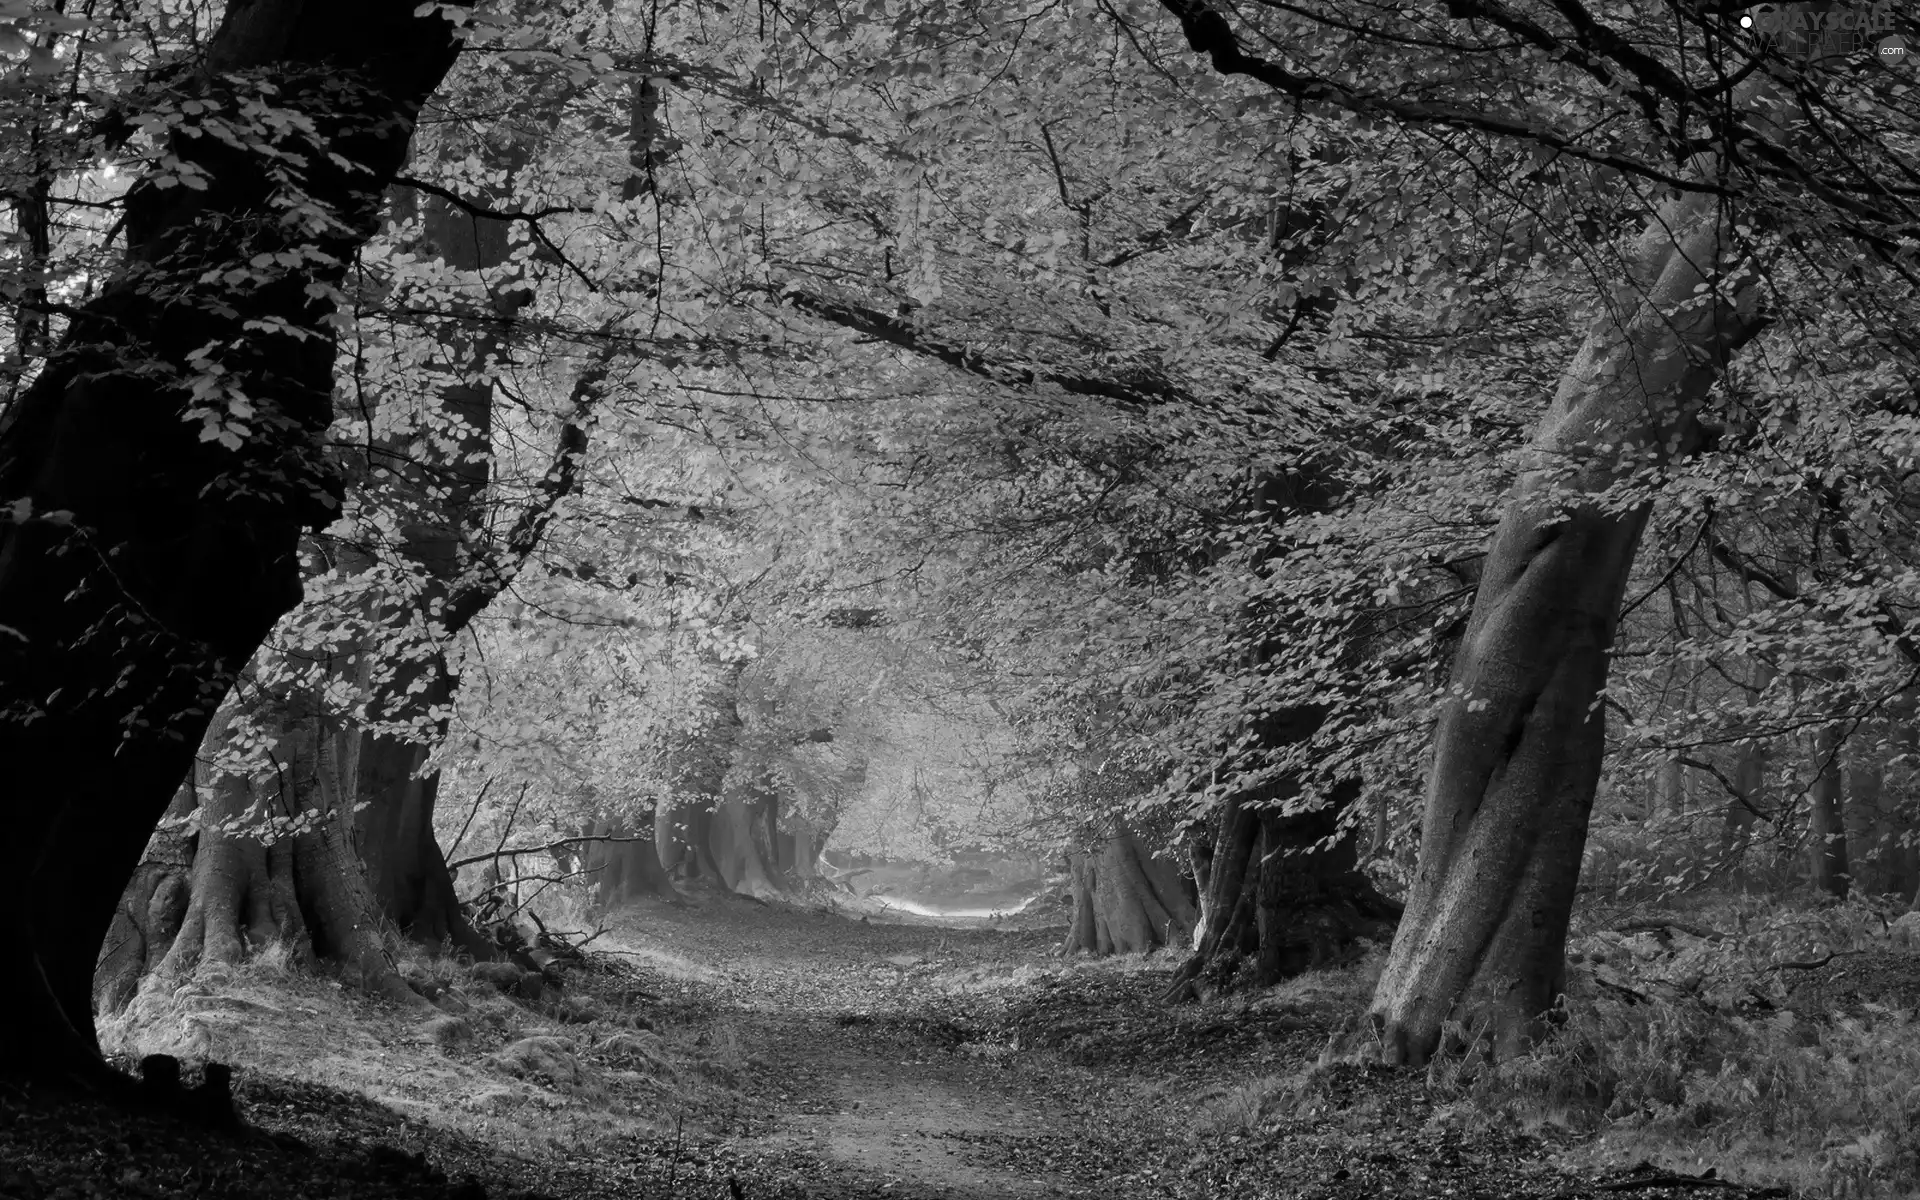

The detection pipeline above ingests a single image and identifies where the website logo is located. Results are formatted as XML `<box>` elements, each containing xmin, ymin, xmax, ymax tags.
<box><xmin>1741</xmin><ymin>3</ymin><xmax>1902</xmax><ymax>58</ymax></box>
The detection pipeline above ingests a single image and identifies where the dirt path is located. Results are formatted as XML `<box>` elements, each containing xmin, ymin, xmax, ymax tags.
<box><xmin>601</xmin><ymin>898</ymin><xmax>1082</xmax><ymax>1198</ymax></box>
<box><xmin>770</xmin><ymin>1028</ymin><xmax>1056</xmax><ymax>1198</ymax></box>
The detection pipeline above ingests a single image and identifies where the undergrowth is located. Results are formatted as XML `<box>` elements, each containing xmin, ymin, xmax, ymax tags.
<box><xmin>1449</xmin><ymin>896</ymin><xmax>1920</xmax><ymax>1199</ymax></box>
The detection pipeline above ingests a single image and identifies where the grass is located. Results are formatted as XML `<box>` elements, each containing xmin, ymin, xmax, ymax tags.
<box><xmin>96</xmin><ymin>927</ymin><xmax>736</xmax><ymax>1157</ymax></box>
<box><xmin>1444</xmin><ymin>896</ymin><xmax>1920</xmax><ymax>1198</ymax></box>
<box><xmin>1154</xmin><ymin>899</ymin><xmax>1920</xmax><ymax>1197</ymax></box>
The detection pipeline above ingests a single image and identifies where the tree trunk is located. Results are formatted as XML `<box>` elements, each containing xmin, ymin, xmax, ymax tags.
<box><xmin>656</xmin><ymin>798</ymin><xmax>723</xmax><ymax>882</ymax></box>
<box><xmin>777</xmin><ymin>821</ymin><xmax>826</xmax><ymax>883</ymax></box>
<box><xmin>1064</xmin><ymin>826</ymin><xmax>1198</xmax><ymax>956</ymax></box>
<box><xmin>336</xmin><ymin>140</ymin><xmax>542</xmax><ymax>960</ymax></box>
<box><xmin>1186</xmin><ymin>824</ymin><xmax>1216</xmax><ymax>941</ymax></box>
<box><xmin>355</xmin><ymin>719</ymin><xmax>497</xmax><ymax>961</ymax></box>
<box><xmin>141</xmin><ymin>697</ymin><xmax>418</xmax><ymax>1006</ymax></box>
<box><xmin>1808</xmin><ymin>724</ymin><xmax>1850</xmax><ymax>899</ymax></box>
<box><xmin>1844</xmin><ymin>744</ymin><xmax>1890</xmax><ymax>897</ymax></box>
<box><xmin>1655</xmin><ymin>757</ymin><xmax>1686</xmax><ymax>822</ymax></box>
<box><xmin>583</xmin><ymin>819</ymin><xmax>680</xmax><ymax>908</ymax></box>
<box><xmin>656</xmin><ymin>660</ymin><xmax>779</xmax><ymax>897</ymax></box>
<box><xmin>1724</xmin><ymin>738</ymin><xmax>1768</xmax><ymax>888</ymax></box>
<box><xmin>93</xmin><ymin>784</ymin><xmax>199</xmax><ymax>1017</ymax></box>
<box><xmin>1164</xmin><ymin>795</ymin><xmax>1261</xmax><ymax>998</ymax></box>
<box><xmin>154</xmin><ymin>742</ymin><xmax>311</xmax><ymax>984</ymax></box>
<box><xmin>0</xmin><ymin>0</ymin><xmax>462</xmax><ymax>1078</ymax></box>
<box><xmin>1249</xmin><ymin>786</ymin><xmax>1401</xmax><ymax>980</ymax></box>
<box><xmin>1163</xmin><ymin>776</ymin><xmax>1399</xmax><ymax>1001</ymax></box>
<box><xmin>709</xmin><ymin>781</ymin><xmax>785</xmax><ymax>901</ymax></box>
<box><xmin>1367</xmin><ymin>186</ymin><xmax>1765</xmax><ymax>1066</ymax></box>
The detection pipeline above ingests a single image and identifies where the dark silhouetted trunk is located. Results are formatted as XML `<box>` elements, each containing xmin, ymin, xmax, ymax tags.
<box><xmin>1164</xmin><ymin>770</ymin><xmax>1399</xmax><ymax>1002</ymax></box>
<box><xmin>1844</xmin><ymin>745</ymin><xmax>1890</xmax><ymax>897</ymax></box>
<box><xmin>339</xmin><ymin>149</ymin><xmax>538</xmax><ymax>960</ymax></box>
<box><xmin>1808</xmin><ymin>724</ymin><xmax>1850</xmax><ymax>898</ymax></box>
<box><xmin>1162</xmin><ymin>703</ymin><xmax>1400</xmax><ymax>1001</ymax></box>
<box><xmin>583</xmin><ymin>818</ymin><xmax>681</xmax><ymax>907</ymax></box>
<box><xmin>656</xmin><ymin>798</ymin><xmax>723</xmax><ymax>882</ymax></box>
<box><xmin>1724</xmin><ymin>738</ymin><xmax>1768</xmax><ymax>887</ymax></box>
<box><xmin>356</xmin><ymin>703</ymin><xmax>497</xmax><ymax>961</ymax></box>
<box><xmin>0</xmin><ymin>0</ymin><xmax>462</xmax><ymax>1079</ymax></box>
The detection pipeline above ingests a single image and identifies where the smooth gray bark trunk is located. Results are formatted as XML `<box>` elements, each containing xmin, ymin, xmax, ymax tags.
<box><xmin>1368</xmin><ymin>186</ymin><xmax>1766</xmax><ymax>1065</ymax></box>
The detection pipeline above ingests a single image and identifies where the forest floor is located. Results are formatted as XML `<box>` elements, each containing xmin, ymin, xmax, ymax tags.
<box><xmin>4</xmin><ymin>890</ymin><xmax>1911</xmax><ymax>1199</ymax></box>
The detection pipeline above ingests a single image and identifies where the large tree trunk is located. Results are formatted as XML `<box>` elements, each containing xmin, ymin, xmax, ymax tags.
<box><xmin>1159</xmin><ymin>704</ymin><xmax>1400</xmax><ymax>1001</ymax></box>
<box><xmin>1367</xmin><ymin>187</ymin><xmax>1765</xmax><ymax>1066</ymax></box>
<box><xmin>1163</xmin><ymin>772</ymin><xmax>1399</xmax><ymax>1002</ymax></box>
<box><xmin>709</xmin><ymin>780</ymin><xmax>785</xmax><ymax>901</ymax></box>
<box><xmin>355</xmin><ymin>719</ymin><xmax>497</xmax><ymax>961</ymax></box>
<box><xmin>654</xmin><ymin>660</ymin><xmax>791</xmax><ymax>899</ymax></box>
<box><xmin>1249</xmin><ymin>787</ymin><xmax>1401</xmax><ymax>979</ymax></box>
<box><xmin>776</xmin><ymin>819</ymin><xmax>829</xmax><ymax>884</ymax></box>
<box><xmin>93</xmin><ymin>784</ymin><xmax>200</xmax><ymax>1017</ymax></box>
<box><xmin>1064</xmin><ymin>825</ymin><xmax>1198</xmax><ymax>956</ymax></box>
<box><xmin>1723</xmin><ymin>737</ymin><xmax>1768</xmax><ymax>888</ymax></box>
<box><xmin>656</xmin><ymin>798</ymin><xmax>724</xmax><ymax>882</ymax></box>
<box><xmin>0</xmin><ymin>1</ymin><xmax>462</xmax><ymax>1079</ymax></box>
<box><xmin>132</xmin><ymin>694</ymin><xmax>419</xmax><ymax>1006</ymax></box>
<box><xmin>1721</xmin><ymin>653</ymin><xmax>1775</xmax><ymax>886</ymax></box>
<box><xmin>583</xmin><ymin>818</ymin><xmax>682</xmax><ymax>908</ymax></box>
<box><xmin>339</xmin><ymin>143</ymin><xmax>539</xmax><ymax>960</ymax></box>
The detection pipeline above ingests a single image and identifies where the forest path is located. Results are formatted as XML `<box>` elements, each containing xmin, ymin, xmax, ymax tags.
<box><xmin>600</xmin><ymin>895</ymin><xmax>1080</xmax><ymax>1198</ymax></box>
<box><xmin>758</xmin><ymin>1017</ymin><xmax>1056</xmax><ymax>1198</ymax></box>
<box><xmin>586</xmin><ymin>893</ymin><xmax>1781</xmax><ymax>1200</ymax></box>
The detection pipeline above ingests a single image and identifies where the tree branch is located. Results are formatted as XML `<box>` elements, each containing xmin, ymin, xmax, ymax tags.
<box><xmin>394</xmin><ymin>175</ymin><xmax>590</xmax><ymax>224</ymax></box>
<box><xmin>442</xmin><ymin>363</ymin><xmax>609</xmax><ymax>635</ymax></box>
<box><xmin>447</xmin><ymin>832</ymin><xmax>655</xmax><ymax>872</ymax></box>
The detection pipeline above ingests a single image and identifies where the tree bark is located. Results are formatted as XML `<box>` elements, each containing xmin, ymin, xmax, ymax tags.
<box><xmin>1163</xmin><ymin>772</ymin><xmax>1399</xmax><ymax>1001</ymax></box>
<box><xmin>776</xmin><ymin>819</ymin><xmax>828</xmax><ymax>884</ymax></box>
<box><xmin>153</xmin><ymin>731</ymin><xmax>310</xmax><ymax>984</ymax></box>
<box><xmin>583</xmin><ymin>818</ymin><xmax>681</xmax><ymax>908</ymax></box>
<box><xmin>0</xmin><ymin>0</ymin><xmax>463</xmax><ymax>1078</ymax></box>
<box><xmin>1367</xmin><ymin>188</ymin><xmax>1765</xmax><ymax>1066</ymax></box>
<box><xmin>1654</xmin><ymin>757</ymin><xmax>1686</xmax><ymax>822</ymax></box>
<box><xmin>656</xmin><ymin>798</ymin><xmax>723</xmax><ymax>882</ymax></box>
<box><xmin>355</xmin><ymin>714</ymin><xmax>497</xmax><ymax>961</ymax></box>
<box><xmin>709</xmin><ymin>779</ymin><xmax>785</xmax><ymax>901</ymax></box>
<box><xmin>340</xmin><ymin>134</ymin><xmax>542</xmax><ymax>960</ymax></box>
<box><xmin>1064</xmin><ymin>825</ymin><xmax>1198</xmax><ymax>956</ymax></box>
<box><xmin>1162</xmin><ymin>797</ymin><xmax>1258</xmax><ymax>997</ymax></box>
<box><xmin>1808</xmin><ymin>723</ymin><xmax>1851</xmax><ymax>898</ymax></box>
<box><xmin>1723</xmin><ymin>737</ymin><xmax>1768</xmax><ymax>887</ymax></box>
<box><xmin>138</xmin><ymin>692</ymin><xmax>418</xmax><ymax>1005</ymax></box>
<box><xmin>93</xmin><ymin>784</ymin><xmax>199</xmax><ymax>1016</ymax></box>
<box><xmin>1249</xmin><ymin>786</ymin><xmax>1401</xmax><ymax>980</ymax></box>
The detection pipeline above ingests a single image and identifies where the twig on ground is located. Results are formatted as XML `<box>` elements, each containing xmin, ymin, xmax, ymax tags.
<box><xmin>1592</xmin><ymin>974</ymin><xmax>1652</xmax><ymax>1005</ymax></box>
<box><xmin>1762</xmin><ymin>950</ymin><xmax>1863</xmax><ymax>974</ymax></box>
<box><xmin>1599</xmin><ymin>1174</ymin><xmax>1742</xmax><ymax>1192</ymax></box>
<box><xmin>1613</xmin><ymin>919</ymin><xmax>1726</xmax><ymax>941</ymax></box>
